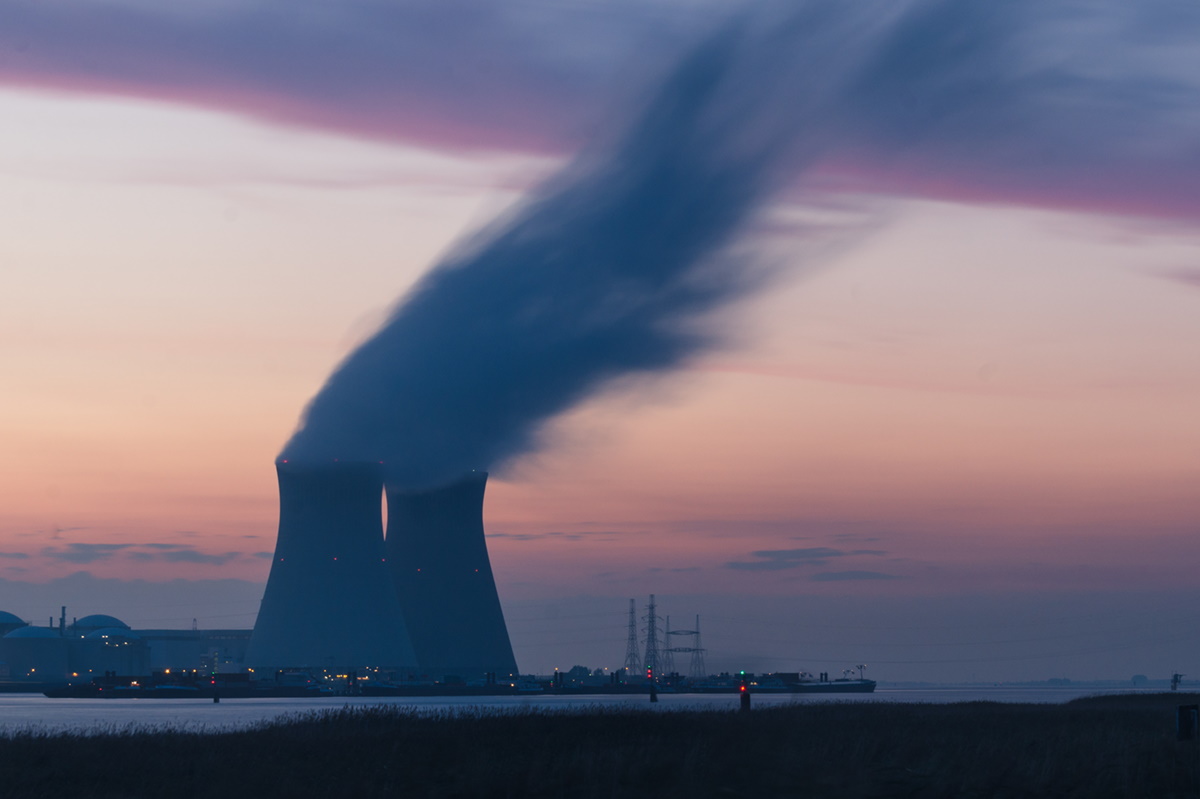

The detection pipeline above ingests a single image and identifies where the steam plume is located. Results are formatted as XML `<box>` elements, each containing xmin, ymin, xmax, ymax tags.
<box><xmin>280</xmin><ymin>1</ymin><xmax>1200</xmax><ymax>485</ymax></box>
<box><xmin>280</xmin><ymin>6</ymin><xmax>889</xmax><ymax>485</ymax></box>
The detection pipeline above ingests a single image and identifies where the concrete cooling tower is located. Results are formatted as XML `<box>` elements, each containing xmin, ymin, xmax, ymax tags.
<box><xmin>246</xmin><ymin>461</ymin><xmax>417</xmax><ymax>671</ymax></box>
<box><xmin>385</xmin><ymin>472</ymin><xmax>518</xmax><ymax>679</ymax></box>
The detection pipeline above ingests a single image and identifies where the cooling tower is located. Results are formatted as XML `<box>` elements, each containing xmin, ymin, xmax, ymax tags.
<box><xmin>385</xmin><ymin>472</ymin><xmax>518</xmax><ymax>678</ymax></box>
<box><xmin>246</xmin><ymin>461</ymin><xmax>417</xmax><ymax>671</ymax></box>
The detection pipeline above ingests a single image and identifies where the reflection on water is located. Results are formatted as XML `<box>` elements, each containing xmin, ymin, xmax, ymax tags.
<box><xmin>0</xmin><ymin>687</ymin><xmax>1157</xmax><ymax>736</ymax></box>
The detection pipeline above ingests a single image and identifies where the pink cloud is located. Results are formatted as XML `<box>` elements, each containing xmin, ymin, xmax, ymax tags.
<box><xmin>1160</xmin><ymin>268</ymin><xmax>1200</xmax><ymax>290</ymax></box>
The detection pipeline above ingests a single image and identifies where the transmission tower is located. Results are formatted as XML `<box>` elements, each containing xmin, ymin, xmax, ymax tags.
<box><xmin>689</xmin><ymin>615</ymin><xmax>706</xmax><ymax>679</ymax></box>
<box><xmin>642</xmin><ymin>594</ymin><xmax>662</xmax><ymax>678</ymax></box>
<box><xmin>665</xmin><ymin>614</ymin><xmax>707</xmax><ymax>680</ymax></box>
<box><xmin>623</xmin><ymin>598</ymin><xmax>640</xmax><ymax>674</ymax></box>
<box><xmin>662</xmin><ymin>616</ymin><xmax>675</xmax><ymax>675</ymax></box>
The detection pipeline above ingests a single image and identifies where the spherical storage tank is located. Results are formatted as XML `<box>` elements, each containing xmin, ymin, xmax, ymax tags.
<box><xmin>0</xmin><ymin>611</ymin><xmax>27</xmax><ymax>636</ymax></box>
<box><xmin>73</xmin><ymin>614</ymin><xmax>130</xmax><ymax>634</ymax></box>
<box><xmin>1</xmin><ymin>626</ymin><xmax>68</xmax><ymax>681</ymax></box>
<box><xmin>84</xmin><ymin>627</ymin><xmax>139</xmax><ymax>641</ymax></box>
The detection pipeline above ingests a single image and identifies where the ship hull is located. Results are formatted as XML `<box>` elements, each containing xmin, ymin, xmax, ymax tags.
<box><xmin>789</xmin><ymin>680</ymin><xmax>875</xmax><ymax>694</ymax></box>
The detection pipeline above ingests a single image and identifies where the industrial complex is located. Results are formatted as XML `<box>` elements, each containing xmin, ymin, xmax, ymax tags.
<box><xmin>0</xmin><ymin>609</ymin><xmax>248</xmax><ymax>683</ymax></box>
<box><xmin>1</xmin><ymin>461</ymin><xmax>520</xmax><ymax>686</ymax></box>
<box><xmin>0</xmin><ymin>465</ymin><xmax>872</xmax><ymax>696</ymax></box>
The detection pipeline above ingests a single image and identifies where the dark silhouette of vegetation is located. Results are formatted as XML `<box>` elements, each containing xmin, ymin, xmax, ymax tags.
<box><xmin>1</xmin><ymin>693</ymin><xmax>1198</xmax><ymax>797</ymax></box>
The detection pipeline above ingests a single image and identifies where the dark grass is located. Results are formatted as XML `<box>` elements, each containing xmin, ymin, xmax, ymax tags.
<box><xmin>2</xmin><ymin>693</ymin><xmax>1199</xmax><ymax>798</ymax></box>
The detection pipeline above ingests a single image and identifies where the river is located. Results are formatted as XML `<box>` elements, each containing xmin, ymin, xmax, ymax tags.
<box><xmin>0</xmin><ymin>686</ymin><xmax>1162</xmax><ymax>735</ymax></box>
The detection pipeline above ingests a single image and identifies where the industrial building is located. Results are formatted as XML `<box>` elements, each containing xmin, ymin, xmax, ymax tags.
<box><xmin>0</xmin><ymin>611</ymin><xmax>250</xmax><ymax>683</ymax></box>
<box><xmin>385</xmin><ymin>471</ymin><xmax>518</xmax><ymax>678</ymax></box>
<box><xmin>245</xmin><ymin>461</ymin><xmax>417</xmax><ymax>671</ymax></box>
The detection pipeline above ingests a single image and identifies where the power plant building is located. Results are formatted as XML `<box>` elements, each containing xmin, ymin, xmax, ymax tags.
<box><xmin>385</xmin><ymin>472</ymin><xmax>518</xmax><ymax>679</ymax></box>
<box><xmin>245</xmin><ymin>461</ymin><xmax>519</xmax><ymax>678</ymax></box>
<box><xmin>246</xmin><ymin>461</ymin><xmax>418</xmax><ymax>671</ymax></box>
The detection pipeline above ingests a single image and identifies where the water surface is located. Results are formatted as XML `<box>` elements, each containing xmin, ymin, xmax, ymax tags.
<box><xmin>0</xmin><ymin>687</ymin><xmax>1154</xmax><ymax>736</ymax></box>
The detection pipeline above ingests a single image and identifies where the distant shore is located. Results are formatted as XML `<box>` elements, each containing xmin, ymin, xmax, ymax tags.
<box><xmin>2</xmin><ymin>693</ymin><xmax>1197</xmax><ymax>797</ymax></box>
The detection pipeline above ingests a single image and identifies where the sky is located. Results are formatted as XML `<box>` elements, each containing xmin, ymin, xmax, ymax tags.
<box><xmin>1</xmin><ymin>0</ymin><xmax>1199</xmax><ymax>682</ymax></box>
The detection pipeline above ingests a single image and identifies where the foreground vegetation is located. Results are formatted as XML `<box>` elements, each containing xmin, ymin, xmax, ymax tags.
<box><xmin>1</xmin><ymin>693</ymin><xmax>1198</xmax><ymax>797</ymax></box>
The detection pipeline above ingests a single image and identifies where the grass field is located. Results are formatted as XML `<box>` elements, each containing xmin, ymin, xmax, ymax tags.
<box><xmin>1</xmin><ymin>693</ymin><xmax>1197</xmax><ymax>797</ymax></box>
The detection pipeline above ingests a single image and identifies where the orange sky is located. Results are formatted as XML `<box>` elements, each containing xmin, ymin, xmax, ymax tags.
<box><xmin>1</xmin><ymin>30</ymin><xmax>1198</xmax><ymax>680</ymax></box>
<box><xmin>2</xmin><ymin>94</ymin><xmax>1196</xmax><ymax>607</ymax></box>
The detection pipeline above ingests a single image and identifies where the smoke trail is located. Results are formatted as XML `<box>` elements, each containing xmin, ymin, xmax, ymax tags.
<box><xmin>280</xmin><ymin>4</ymin><xmax>895</xmax><ymax>486</ymax></box>
<box><xmin>281</xmin><ymin>0</ymin><xmax>1200</xmax><ymax>486</ymax></box>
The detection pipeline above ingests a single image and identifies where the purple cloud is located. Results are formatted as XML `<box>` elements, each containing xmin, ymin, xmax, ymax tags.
<box><xmin>0</xmin><ymin>0</ymin><xmax>688</xmax><ymax>151</ymax></box>
<box><xmin>40</xmin><ymin>543</ymin><xmax>134</xmax><ymax>564</ymax></box>
<box><xmin>726</xmin><ymin>547</ymin><xmax>885</xmax><ymax>571</ymax></box>
<box><xmin>810</xmin><ymin>571</ymin><xmax>899</xmax><ymax>582</ymax></box>
<box><xmin>0</xmin><ymin>1</ymin><xmax>1196</xmax><ymax>221</ymax></box>
<box><xmin>159</xmin><ymin>550</ymin><xmax>241</xmax><ymax>566</ymax></box>
<box><xmin>1160</xmin><ymin>268</ymin><xmax>1200</xmax><ymax>289</ymax></box>
<box><xmin>38</xmin><ymin>542</ymin><xmax>245</xmax><ymax>566</ymax></box>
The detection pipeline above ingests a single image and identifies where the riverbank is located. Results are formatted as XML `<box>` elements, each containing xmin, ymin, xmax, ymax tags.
<box><xmin>1</xmin><ymin>693</ymin><xmax>1197</xmax><ymax>797</ymax></box>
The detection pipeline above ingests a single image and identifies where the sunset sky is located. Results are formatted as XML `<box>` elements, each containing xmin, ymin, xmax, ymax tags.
<box><xmin>1</xmin><ymin>1</ymin><xmax>1198</xmax><ymax>681</ymax></box>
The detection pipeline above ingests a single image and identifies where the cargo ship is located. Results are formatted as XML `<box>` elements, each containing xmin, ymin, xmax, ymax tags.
<box><xmin>790</xmin><ymin>678</ymin><xmax>876</xmax><ymax>694</ymax></box>
<box><xmin>688</xmin><ymin>672</ymin><xmax>875</xmax><ymax>694</ymax></box>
